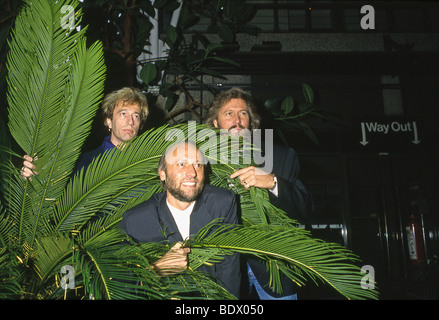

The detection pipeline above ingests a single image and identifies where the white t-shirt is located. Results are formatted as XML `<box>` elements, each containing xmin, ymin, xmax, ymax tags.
<box><xmin>166</xmin><ymin>200</ymin><xmax>195</xmax><ymax>240</ymax></box>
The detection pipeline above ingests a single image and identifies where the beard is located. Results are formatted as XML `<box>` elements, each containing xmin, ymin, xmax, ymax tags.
<box><xmin>165</xmin><ymin>176</ymin><xmax>204</xmax><ymax>203</ymax></box>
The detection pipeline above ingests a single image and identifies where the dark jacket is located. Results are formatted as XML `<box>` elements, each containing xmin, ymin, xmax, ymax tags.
<box><xmin>120</xmin><ymin>184</ymin><xmax>241</xmax><ymax>298</ymax></box>
<box><xmin>73</xmin><ymin>136</ymin><xmax>115</xmax><ymax>174</ymax></box>
<box><xmin>268</xmin><ymin>144</ymin><xmax>313</xmax><ymax>220</ymax></box>
<box><xmin>247</xmin><ymin>143</ymin><xmax>313</xmax><ymax>298</ymax></box>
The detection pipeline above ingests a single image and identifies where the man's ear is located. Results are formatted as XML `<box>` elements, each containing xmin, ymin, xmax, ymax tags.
<box><xmin>105</xmin><ymin>117</ymin><xmax>112</xmax><ymax>130</ymax></box>
<box><xmin>159</xmin><ymin>169</ymin><xmax>166</xmax><ymax>182</ymax></box>
<box><xmin>213</xmin><ymin>119</ymin><xmax>218</xmax><ymax>128</ymax></box>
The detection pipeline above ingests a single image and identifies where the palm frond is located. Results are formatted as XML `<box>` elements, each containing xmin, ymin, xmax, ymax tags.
<box><xmin>77</xmin><ymin>184</ymin><xmax>162</xmax><ymax>250</ymax></box>
<box><xmin>30</xmin><ymin>235</ymin><xmax>73</xmax><ymax>299</ymax></box>
<box><xmin>188</xmin><ymin>222</ymin><xmax>378</xmax><ymax>300</ymax></box>
<box><xmin>0</xmin><ymin>246</ymin><xmax>21</xmax><ymax>299</ymax></box>
<box><xmin>7</xmin><ymin>0</ymin><xmax>83</xmax><ymax>158</ymax></box>
<box><xmin>208</xmin><ymin>152</ymin><xmax>298</xmax><ymax>227</ymax></box>
<box><xmin>75</xmin><ymin>241</ymin><xmax>235</xmax><ymax>300</ymax></box>
<box><xmin>44</xmin><ymin>38</ymin><xmax>106</xmax><ymax>199</ymax></box>
<box><xmin>4</xmin><ymin>0</ymin><xmax>105</xmax><ymax>253</ymax></box>
<box><xmin>49</xmin><ymin>125</ymin><xmax>172</xmax><ymax>233</ymax></box>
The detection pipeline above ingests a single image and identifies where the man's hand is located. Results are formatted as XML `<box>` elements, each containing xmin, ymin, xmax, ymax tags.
<box><xmin>152</xmin><ymin>242</ymin><xmax>191</xmax><ymax>276</ymax></box>
<box><xmin>230</xmin><ymin>166</ymin><xmax>275</xmax><ymax>191</ymax></box>
<box><xmin>20</xmin><ymin>154</ymin><xmax>38</xmax><ymax>180</ymax></box>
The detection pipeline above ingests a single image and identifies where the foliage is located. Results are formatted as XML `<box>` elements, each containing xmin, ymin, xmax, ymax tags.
<box><xmin>0</xmin><ymin>0</ymin><xmax>378</xmax><ymax>300</ymax></box>
<box><xmin>262</xmin><ymin>83</ymin><xmax>328</xmax><ymax>146</ymax></box>
<box><xmin>77</xmin><ymin>0</ymin><xmax>257</xmax><ymax>102</ymax></box>
<box><xmin>136</xmin><ymin>0</ymin><xmax>257</xmax><ymax>118</ymax></box>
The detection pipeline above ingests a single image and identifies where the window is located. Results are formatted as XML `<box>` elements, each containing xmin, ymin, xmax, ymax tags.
<box><xmin>310</xmin><ymin>8</ymin><xmax>332</xmax><ymax>30</ymax></box>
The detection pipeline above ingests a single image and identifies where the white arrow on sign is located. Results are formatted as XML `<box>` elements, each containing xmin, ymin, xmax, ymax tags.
<box><xmin>360</xmin><ymin>122</ymin><xmax>369</xmax><ymax>146</ymax></box>
<box><xmin>412</xmin><ymin>121</ymin><xmax>420</xmax><ymax>144</ymax></box>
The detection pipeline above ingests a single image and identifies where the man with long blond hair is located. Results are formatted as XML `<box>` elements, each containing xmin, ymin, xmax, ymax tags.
<box><xmin>21</xmin><ymin>87</ymin><xmax>149</xmax><ymax>178</ymax></box>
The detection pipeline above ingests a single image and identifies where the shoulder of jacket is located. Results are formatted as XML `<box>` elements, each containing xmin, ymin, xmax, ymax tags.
<box><xmin>201</xmin><ymin>184</ymin><xmax>235</xmax><ymax>203</ymax></box>
<box><xmin>122</xmin><ymin>192</ymin><xmax>164</xmax><ymax>219</ymax></box>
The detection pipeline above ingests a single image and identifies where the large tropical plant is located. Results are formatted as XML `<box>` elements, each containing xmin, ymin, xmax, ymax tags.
<box><xmin>0</xmin><ymin>0</ymin><xmax>378</xmax><ymax>300</ymax></box>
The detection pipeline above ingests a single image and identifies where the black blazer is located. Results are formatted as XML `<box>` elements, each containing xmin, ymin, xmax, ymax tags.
<box><xmin>247</xmin><ymin>143</ymin><xmax>313</xmax><ymax>298</ymax></box>
<box><xmin>268</xmin><ymin>143</ymin><xmax>313</xmax><ymax>221</ymax></box>
<box><xmin>120</xmin><ymin>184</ymin><xmax>241</xmax><ymax>298</ymax></box>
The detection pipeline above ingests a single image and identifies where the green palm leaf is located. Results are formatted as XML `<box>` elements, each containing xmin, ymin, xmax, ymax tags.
<box><xmin>205</xmin><ymin>160</ymin><xmax>377</xmax><ymax>299</ymax></box>
<box><xmin>71</xmin><ymin>238</ymin><xmax>235</xmax><ymax>300</ymax></box>
<box><xmin>45</xmin><ymin>38</ymin><xmax>106</xmax><ymax>198</ymax></box>
<box><xmin>30</xmin><ymin>235</ymin><xmax>73</xmax><ymax>299</ymax></box>
<box><xmin>7</xmin><ymin>0</ymin><xmax>82</xmax><ymax>160</ymax></box>
<box><xmin>0</xmin><ymin>246</ymin><xmax>21</xmax><ymax>299</ymax></box>
<box><xmin>188</xmin><ymin>223</ymin><xmax>378</xmax><ymax>300</ymax></box>
<box><xmin>4</xmin><ymin>0</ymin><xmax>105</xmax><ymax>252</ymax></box>
<box><xmin>49</xmin><ymin>125</ymin><xmax>171</xmax><ymax>233</ymax></box>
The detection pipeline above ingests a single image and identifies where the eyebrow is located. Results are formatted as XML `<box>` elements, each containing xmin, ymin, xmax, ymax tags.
<box><xmin>116</xmin><ymin>109</ymin><xmax>140</xmax><ymax>114</ymax></box>
<box><xmin>175</xmin><ymin>158</ymin><xmax>204</xmax><ymax>163</ymax></box>
<box><xmin>224</xmin><ymin>108</ymin><xmax>248</xmax><ymax>113</ymax></box>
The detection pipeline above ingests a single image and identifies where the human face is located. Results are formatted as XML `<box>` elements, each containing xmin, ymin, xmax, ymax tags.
<box><xmin>159</xmin><ymin>143</ymin><xmax>205</xmax><ymax>210</ymax></box>
<box><xmin>213</xmin><ymin>98</ymin><xmax>250</xmax><ymax>136</ymax></box>
<box><xmin>106</xmin><ymin>102</ymin><xmax>141</xmax><ymax>146</ymax></box>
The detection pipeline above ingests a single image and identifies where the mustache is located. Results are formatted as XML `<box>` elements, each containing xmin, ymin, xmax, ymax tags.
<box><xmin>181</xmin><ymin>178</ymin><xmax>199</xmax><ymax>183</ymax></box>
<box><xmin>228</xmin><ymin>124</ymin><xmax>246</xmax><ymax>131</ymax></box>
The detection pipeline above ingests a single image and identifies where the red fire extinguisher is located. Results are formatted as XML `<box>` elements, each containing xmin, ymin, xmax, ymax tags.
<box><xmin>405</xmin><ymin>215</ymin><xmax>425</xmax><ymax>265</ymax></box>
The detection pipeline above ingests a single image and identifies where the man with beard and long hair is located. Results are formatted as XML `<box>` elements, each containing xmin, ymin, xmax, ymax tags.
<box><xmin>120</xmin><ymin>141</ymin><xmax>241</xmax><ymax>298</ymax></box>
<box><xmin>205</xmin><ymin>88</ymin><xmax>313</xmax><ymax>300</ymax></box>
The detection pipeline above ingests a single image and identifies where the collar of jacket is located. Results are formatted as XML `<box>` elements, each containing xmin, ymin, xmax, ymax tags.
<box><xmin>156</xmin><ymin>185</ymin><xmax>215</xmax><ymax>242</ymax></box>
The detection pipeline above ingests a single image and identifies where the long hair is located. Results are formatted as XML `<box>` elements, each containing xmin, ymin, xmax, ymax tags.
<box><xmin>204</xmin><ymin>88</ymin><xmax>260</xmax><ymax>130</ymax></box>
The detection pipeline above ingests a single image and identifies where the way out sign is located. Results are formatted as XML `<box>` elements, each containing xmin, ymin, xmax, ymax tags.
<box><xmin>357</xmin><ymin>118</ymin><xmax>421</xmax><ymax>152</ymax></box>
